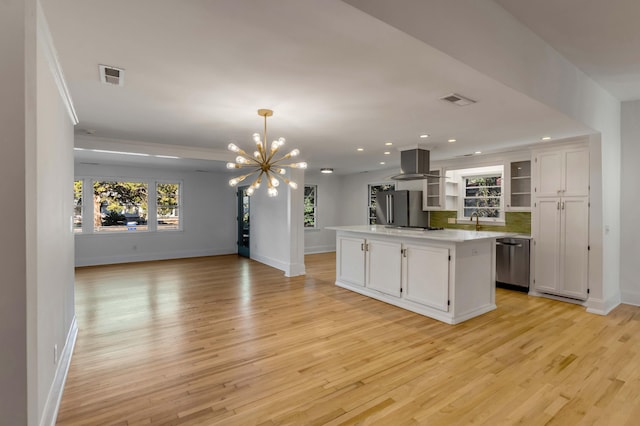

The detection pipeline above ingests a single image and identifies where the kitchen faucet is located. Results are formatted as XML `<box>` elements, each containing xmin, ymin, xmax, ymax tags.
<box><xmin>470</xmin><ymin>211</ymin><xmax>481</xmax><ymax>231</ymax></box>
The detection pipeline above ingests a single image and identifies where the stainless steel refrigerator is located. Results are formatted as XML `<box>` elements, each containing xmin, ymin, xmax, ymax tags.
<box><xmin>376</xmin><ymin>190</ymin><xmax>429</xmax><ymax>228</ymax></box>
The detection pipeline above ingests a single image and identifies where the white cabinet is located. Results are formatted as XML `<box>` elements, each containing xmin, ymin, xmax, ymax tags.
<box><xmin>423</xmin><ymin>169</ymin><xmax>443</xmax><ymax>210</ymax></box>
<box><xmin>535</xmin><ymin>148</ymin><xmax>589</xmax><ymax>198</ymax></box>
<box><xmin>331</xmin><ymin>228</ymin><xmax>498</xmax><ymax>324</ymax></box>
<box><xmin>505</xmin><ymin>160</ymin><xmax>531</xmax><ymax>211</ymax></box>
<box><xmin>336</xmin><ymin>236</ymin><xmax>366</xmax><ymax>287</ymax></box>
<box><xmin>336</xmin><ymin>235</ymin><xmax>449</xmax><ymax>310</ymax></box>
<box><xmin>366</xmin><ymin>239</ymin><xmax>402</xmax><ymax>297</ymax></box>
<box><xmin>402</xmin><ymin>243</ymin><xmax>449</xmax><ymax>311</ymax></box>
<box><xmin>533</xmin><ymin>145</ymin><xmax>589</xmax><ymax>300</ymax></box>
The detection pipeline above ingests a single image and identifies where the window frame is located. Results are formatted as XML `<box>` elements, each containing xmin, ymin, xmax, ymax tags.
<box><xmin>454</xmin><ymin>165</ymin><xmax>505</xmax><ymax>224</ymax></box>
<box><xmin>73</xmin><ymin>179</ymin><xmax>83</xmax><ymax>233</ymax></box>
<box><xmin>74</xmin><ymin>177</ymin><xmax>184</xmax><ymax>235</ymax></box>
<box><xmin>368</xmin><ymin>182</ymin><xmax>396</xmax><ymax>225</ymax></box>
<box><xmin>156</xmin><ymin>181</ymin><xmax>182</xmax><ymax>232</ymax></box>
<box><xmin>303</xmin><ymin>184</ymin><xmax>318</xmax><ymax>229</ymax></box>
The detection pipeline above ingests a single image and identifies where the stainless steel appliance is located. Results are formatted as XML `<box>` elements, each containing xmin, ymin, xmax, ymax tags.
<box><xmin>376</xmin><ymin>190</ymin><xmax>429</xmax><ymax>228</ymax></box>
<box><xmin>496</xmin><ymin>237</ymin><xmax>530</xmax><ymax>291</ymax></box>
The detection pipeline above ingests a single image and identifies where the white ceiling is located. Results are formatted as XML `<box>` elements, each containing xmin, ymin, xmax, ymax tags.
<box><xmin>495</xmin><ymin>0</ymin><xmax>640</xmax><ymax>102</ymax></box>
<box><xmin>42</xmin><ymin>0</ymin><xmax>601</xmax><ymax>175</ymax></box>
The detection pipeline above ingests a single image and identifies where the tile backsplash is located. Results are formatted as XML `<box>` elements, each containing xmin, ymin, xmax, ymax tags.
<box><xmin>430</xmin><ymin>211</ymin><xmax>531</xmax><ymax>234</ymax></box>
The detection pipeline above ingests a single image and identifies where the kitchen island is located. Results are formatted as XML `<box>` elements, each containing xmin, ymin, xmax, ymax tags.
<box><xmin>327</xmin><ymin>225</ymin><xmax>516</xmax><ymax>324</ymax></box>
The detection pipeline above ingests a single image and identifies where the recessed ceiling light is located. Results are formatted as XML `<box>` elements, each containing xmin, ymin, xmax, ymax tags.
<box><xmin>385</xmin><ymin>142</ymin><xmax>393</xmax><ymax>146</ymax></box>
<box><xmin>420</xmin><ymin>134</ymin><xmax>430</xmax><ymax>139</ymax></box>
<box><xmin>475</xmin><ymin>151</ymin><xmax>482</xmax><ymax>154</ymax></box>
<box><xmin>448</xmin><ymin>139</ymin><xmax>457</xmax><ymax>143</ymax></box>
<box><xmin>384</xmin><ymin>151</ymin><xmax>391</xmax><ymax>155</ymax></box>
<box><xmin>357</xmin><ymin>148</ymin><xmax>364</xmax><ymax>152</ymax></box>
<box><xmin>379</xmin><ymin>162</ymin><xmax>385</xmax><ymax>165</ymax></box>
<box><xmin>541</xmin><ymin>136</ymin><xmax>552</xmax><ymax>141</ymax></box>
<box><xmin>320</xmin><ymin>168</ymin><xmax>333</xmax><ymax>174</ymax></box>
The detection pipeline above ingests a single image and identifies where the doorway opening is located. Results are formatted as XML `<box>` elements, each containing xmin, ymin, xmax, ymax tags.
<box><xmin>237</xmin><ymin>186</ymin><xmax>250</xmax><ymax>258</ymax></box>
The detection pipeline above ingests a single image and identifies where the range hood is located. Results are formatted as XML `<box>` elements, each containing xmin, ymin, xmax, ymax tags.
<box><xmin>390</xmin><ymin>147</ymin><xmax>434</xmax><ymax>181</ymax></box>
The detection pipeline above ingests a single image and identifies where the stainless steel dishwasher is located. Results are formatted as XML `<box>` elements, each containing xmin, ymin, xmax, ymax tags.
<box><xmin>496</xmin><ymin>237</ymin><xmax>530</xmax><ymax>291</ymax></box>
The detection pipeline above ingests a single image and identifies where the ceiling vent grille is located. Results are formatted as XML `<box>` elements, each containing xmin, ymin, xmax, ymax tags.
<box><xmin>440</xmin><ymin>93</ymin><xmax>476</xmax><ymax>106</ymax></box>
<box><xmin>99</xmin><ymin>65</ymin><xmax>125</xmax><ymax>86</ymax></box>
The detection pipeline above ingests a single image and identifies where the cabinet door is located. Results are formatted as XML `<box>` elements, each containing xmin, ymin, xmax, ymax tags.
<box><xmin>507</xmin><ymin>160</ymin><xmax>531</xmax><ymax>210</ymax></box>
<box><xmin>563</xmin><ymin>148</ymin><xmax>589</xmax><ymax>197</ymax></box>
<box><xmin>423</xmin><ymin>169</ymin><xmax>443</xmax><ymax>210</ymax></box>
<box><xmin>366</xmin><ymin>239</ymin><xmax>402</xmax><ymax>297</ymax></box>
<box><xmin>337</xmin><ymin>236</ymin><xmax>366</xmax><ymax>287</ymax></box>
<box><xmin>560</xmin><ymin>198</ymin><xmax>589</xmax><ymax>299</ymax></box>
<box><xmin>535</xmin><ymin>151</ymin><xmax>563</xmax><ymax>197</ymax></box>
<box><xmin>402</xmin><ymin>244</ymin><xmax>449</xmax><ymax>311</ymax></box>
<box><xmin>534</xmin><ymin>198</ymin><xmax>561</xmax><ymax>293</ymax></box>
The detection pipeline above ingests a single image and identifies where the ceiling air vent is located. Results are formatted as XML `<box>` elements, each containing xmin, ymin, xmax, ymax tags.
<box><xmin>99</xmin><ymin>65</ymin><xmax>125</xmax><ymax>86</ymax></box>
<box><xmin>440</xmin><ymin>93</ymin><xmax>476</xmax><ymax>106</ymax></box>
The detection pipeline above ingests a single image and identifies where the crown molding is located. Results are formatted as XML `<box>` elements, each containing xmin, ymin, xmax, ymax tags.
<box><xmin>37</xmin><ymin>2</ymin><xmax>79</xmax><ymax>125</ymax></box>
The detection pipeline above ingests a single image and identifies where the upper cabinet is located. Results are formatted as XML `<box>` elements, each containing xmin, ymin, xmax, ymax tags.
<box><xmin>423</xmin><ymin>169</ymin><xmax>443</xmax><ymax>210</ymax></box>
<box><xmin>423</xmin><ymin>169</ymin><xmax>458</xmax><ymax>211</ymax></box>
<box><xmin>505</xmin><ymin>160</ymin><xmax>532</xmax><ymax>211</ymax></box>
<box><xmin>534</xmin><ymin>147</ymin><xmax>589</xmax><ymax>198</ymax></box>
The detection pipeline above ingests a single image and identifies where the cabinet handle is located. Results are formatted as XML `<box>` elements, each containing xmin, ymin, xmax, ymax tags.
<box><xmin>562</xmin><ymin>201</ymin><xmax>565</xmax><ymax>210</ymax></box>
<box><xmin>361</xmin><ymin>243</ymin><xmax>364</xmax><ymax>251</ymax></box>
<box><xmin>557</xmin><ymin>202</ymin><xmax>560</xmax><ymax>210</ymax></box>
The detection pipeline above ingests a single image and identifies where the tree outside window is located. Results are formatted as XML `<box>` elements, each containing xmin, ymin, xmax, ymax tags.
<box><xmin>73</xmin><ymin>180</ymin><xmax>83</xmax><ymax>233</ymax></box>
<box><xmin>462</xmin><ymin>175</ymin><xmax>502</xmax><ymax>218</ymax></box>
<box><xmin>157</xmin><ymin>183</ymin><xmax>181</xmax><ymax>231</ymax></box>
<box><xmin>368</xmin><ymin>183</ymin><xmax>395</xmax><ymax>224</ymax></box>
<box><xmin>93</xmin><ymin>181</ymin><xmax>148</xmax><ymax>232</ymax></box>
<box><xmin>304</xmin><ymin>185</ymin><xmax>317</xmax><ymax>228</ymax></box>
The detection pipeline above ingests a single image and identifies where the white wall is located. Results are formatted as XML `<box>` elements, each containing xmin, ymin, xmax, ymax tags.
<box><xmin>620</xmin><ymin>101</ymin><xmax>640</xmax><ymax>305</ymax></box>
<box><xmin>304</xmin><ymin>172</ymin><xmax>342</xmax><ymax>253</ymax></box>
<box><xmin>1</xmin><ymin>2</ymin><xmax>77</xmax><ymax>424</ymax></box>
<box><xmin>344</xmin><ymin>0</ymin><xmax>621</xmax><ymax>313</ymax></box>
<box><xmin>74</xmin><ymin>163</ymin><xmax>237</xmax><ymax>266</ymax></box>
<box><xmin>1</xmin><ymin>1</ymin><xmax>31</xmax><ymax>423</ymax></box>
<box><xmin>250</xmin><ymin>169</ymin><xmax>305</xmax><ymax>276</ymax></box>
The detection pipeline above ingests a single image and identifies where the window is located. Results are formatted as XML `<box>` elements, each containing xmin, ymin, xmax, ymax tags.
<box><xmin>463</xmin><ymin>175</ymin><xmax>502</xmax><ymax>218</ymax></box>
<box><xmin>304</xmin><ymin>185</ymin><xmax>317</xmax><ymax>228</ymax></box>
<box><xmin>157</xmin><ymin>182</ymin><xmax>181</xmax><ymax>231</ymax></box>
<box><xmin>93</xmin><ymin>181</ymin><xmax>148</xmax><ymax>232</ymax></box>
<box><xmin>448</xmin><ymin>165</ymin><xmax>504</xmax><ymax>222</ymax></box>
<box><xmin>368</xmin><ymin>183</ymin><xmax>395</xmax><ymax>224</ymax></box>
<box><xmin>73</xmin><ymin>180</ymin><xmax>83</xmax><ymax>233</ymax></box>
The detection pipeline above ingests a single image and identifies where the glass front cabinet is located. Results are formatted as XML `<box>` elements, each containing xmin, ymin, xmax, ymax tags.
<box><xmin>506</xmin><ymin>160</ymin><xmax>531</xmax><ymax>211</ymax></box>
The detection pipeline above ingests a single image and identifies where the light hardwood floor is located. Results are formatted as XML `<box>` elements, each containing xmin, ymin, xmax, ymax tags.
<box><xmin>57</xmin><ymin>253</ymin><xmax>640</xmax><ymax>425</ymax></box>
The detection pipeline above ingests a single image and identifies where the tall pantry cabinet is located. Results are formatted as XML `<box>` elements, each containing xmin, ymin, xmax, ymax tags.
<box><xmin>532</xmin><ymin>146</ymin><xmax>590</xmax><ymax>300</ymax></box>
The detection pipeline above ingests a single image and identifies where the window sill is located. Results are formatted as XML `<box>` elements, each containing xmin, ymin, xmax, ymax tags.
<box><xmin>457</xmin><ymin>218</ymin><xmax>506</xmax><ymax>226</ymax></box>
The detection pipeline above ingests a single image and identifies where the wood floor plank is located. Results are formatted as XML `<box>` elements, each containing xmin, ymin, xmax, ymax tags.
<box><xmin>56</xmin><ymin>253</ymin><xmax>640</xmax><ymax>425</ymax></box>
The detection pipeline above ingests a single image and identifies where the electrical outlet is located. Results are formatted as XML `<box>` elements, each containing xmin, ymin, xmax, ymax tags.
<box><xmin>53</xmin><ymin>344</ymin><xmax>58</xmax><ymax>364</ymax></box>
<box><xmin>447</xmin><ymin>217</ymin><xmax>456</xmax><ymax>224</ymax></box>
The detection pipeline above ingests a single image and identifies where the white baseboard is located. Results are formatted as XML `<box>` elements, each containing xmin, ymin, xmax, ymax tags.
<box><xmin>621</xmin><ymin>288</ymin><xmax>640</xmax><ymax>307</ymax></box>
<box><xmin>304</xmin><ymin>245</ymin><xmax>336</xmax><ymax>255</ymax></box>
<box><xmin>40</xmin><ymin>316</ymin><xmax>78</xmax><ymax>426</ymax></box>
<box><xmin>586</xmin><ymin>293</ymin><xmax>621</xmax><ymax>315</ymax></box>
<box><xmin>75</xmin><ymin>248</ymin><xmax>236</xmax><ymax>267</ymax></box>
<box><xmin>249</xmin><ymin>253</ymin><xmax>306</xmax><ymax>277</ymax></box>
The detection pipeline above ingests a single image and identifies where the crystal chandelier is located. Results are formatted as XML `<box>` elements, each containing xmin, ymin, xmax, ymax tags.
<box><xmin>227</xmin><ymin>109</ymin><xmax>307</xmax><ymax>197</ymax></box>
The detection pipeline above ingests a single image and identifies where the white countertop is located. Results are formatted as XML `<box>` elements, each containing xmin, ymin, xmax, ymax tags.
<box><xmin>326</xmin><ymin>225</ymin><xmax>519</xmax><ymax>243</ymax></box>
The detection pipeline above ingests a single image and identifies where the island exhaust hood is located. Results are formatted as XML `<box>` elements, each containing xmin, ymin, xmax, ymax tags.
<box><xmin>390</xmin><ymin>147</ymin><xmax>435</xmax><ymax>181</ymax></box>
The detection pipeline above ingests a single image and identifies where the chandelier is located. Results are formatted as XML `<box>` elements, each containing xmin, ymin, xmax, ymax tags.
<box><xmin>227</xmin><ymin>109</ymin><xmax>307</xmax><ymax>197</ymax></box>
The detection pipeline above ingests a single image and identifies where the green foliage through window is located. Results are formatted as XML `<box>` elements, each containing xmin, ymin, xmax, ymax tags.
<box><xmin>368</xmin><ymin>183</ymin><xmax>395</xmax><ymax>224</ymax></box>
<box><xmin>93</xmin><ymin>181</ymin><xmax>148</xmax><ymax>231</ymax></box>
<box><xmin>463</xmin><ymin>175</ymin><xmax>502</xmax><ymax>218</ymax></box>
<box><xmin>157</xmin><ymin>183</ymin><xmax>180</xmax><ymax>230</ymax></box>
<box><xmin>304</xmin><ymin>185</ymin><xmax>317</xmax><ymax>228</ymax></box>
